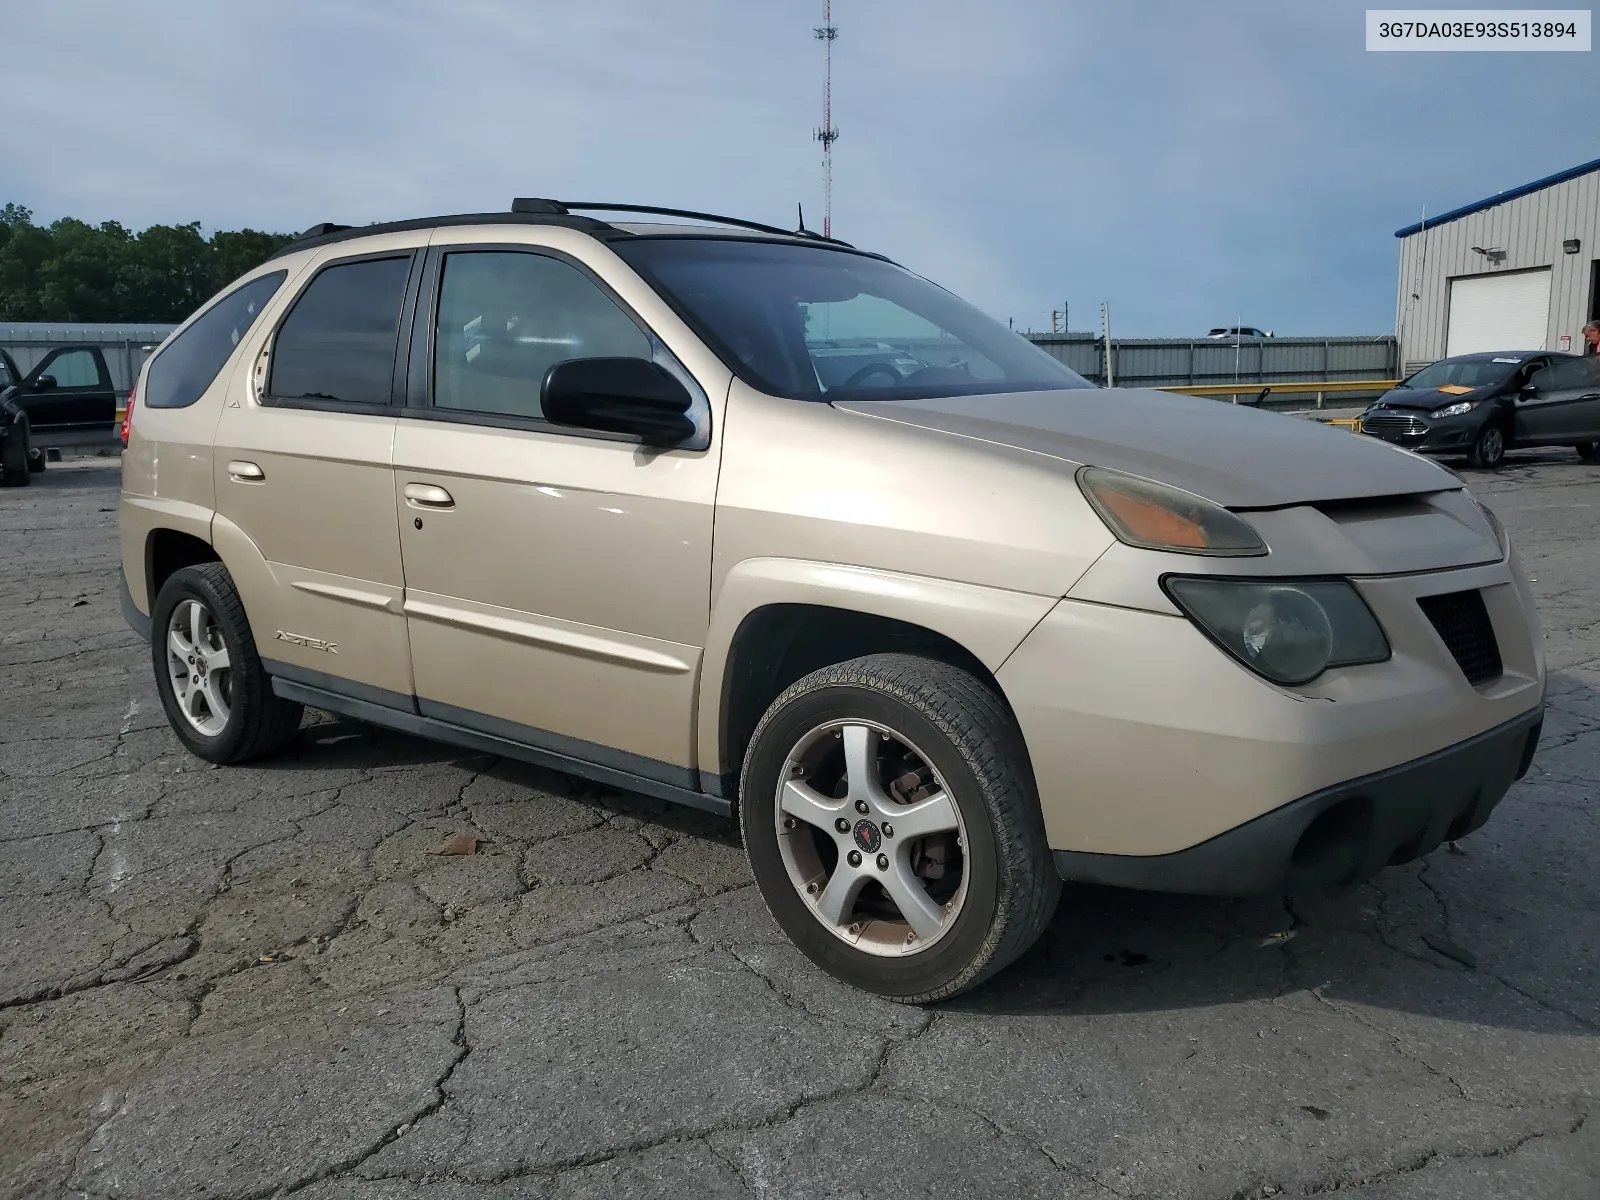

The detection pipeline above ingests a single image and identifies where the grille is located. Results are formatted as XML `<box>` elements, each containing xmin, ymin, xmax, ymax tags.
<box><xmin>1362</xmin><ymin>413</ymin><xmax>1427</xmax><ymax>437</ymax></box>
<box><xmin>1418</xmin><ymin>590</ymin><xmax>1502</xmax><ymax>685</ymax></box>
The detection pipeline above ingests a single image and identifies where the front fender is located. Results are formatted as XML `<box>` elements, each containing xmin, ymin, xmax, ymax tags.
<box><xmin>696</xmin><ymin>556</ymin><xmax>1057</xmax><ymax>777</ymax></box>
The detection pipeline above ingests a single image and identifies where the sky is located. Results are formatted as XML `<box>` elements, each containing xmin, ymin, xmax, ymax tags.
<box><xmin>0</xmin><ymin>0</ymin><xmax>1594</xmax><ymax>336</ymax></box>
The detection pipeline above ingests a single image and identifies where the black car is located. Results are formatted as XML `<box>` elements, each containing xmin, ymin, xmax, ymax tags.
<box><xmin>0</xmin><ymin>344</ymin><xmax>120</xmax><ymax>486</ymax></box>
<box><xmin>0</xmin><ymin>345</ymin><xmax>119</xmax><ymax>438</ymax></box>
<box><xmin>1360</xmin><ymin>350</ymin><xmax>1600</xmax><ymax>468</ymax></box>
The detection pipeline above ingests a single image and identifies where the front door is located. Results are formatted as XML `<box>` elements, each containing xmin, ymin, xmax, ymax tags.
<box><xmin>21</xmin><ymin>346</ymin><xmax>116</xmax><ymax>433</ymax></box>
<box><xmin>213</xmin><ymin>244</ymin><xmax>422</xmax><ymax>704</ymax></box>
<box><xmin>393</xmin><ymin>243</ymin><xmax>721</xmax><ymax>786</ymax></box>
<box><xmin>1516</xmin><ymin>355</ymin><xmax>1600</xmax><ymax>443</ymax></box>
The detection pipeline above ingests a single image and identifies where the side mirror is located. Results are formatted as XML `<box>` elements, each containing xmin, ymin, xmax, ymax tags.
<box><xmin>33</xmin><ymin>374</ymin><xmax>57</xmax><ymax>392</ymax></box>
<box><xmin>541</xmin><ymin>357</ymin><xmax>696</xmax><ymax>446</ymax></box>
<box><xmin>1518</xmin><ymin>383</ymin><xmax>1538</xmax><ymax>400</ymax></box>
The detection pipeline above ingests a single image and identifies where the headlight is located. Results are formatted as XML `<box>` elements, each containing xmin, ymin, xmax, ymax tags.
<box><xmin>1474</xmin><ymin>497</ymin><xmax>1509</xmax><ymax>557</ymax></box>
<box><xmin>1163</xmin><ymin>577</ymin><xmax>1391</xmax><ymax>685</ymax></box>
<box><xmin>1077</xmin><ymin>467</ymin><xmax>1266</xmax><ymax>557</ymax></box>
<box><xmin>1436</xmin><ymin>401</ymin><xmax>1476</xmax><ymax>418</ymax></box>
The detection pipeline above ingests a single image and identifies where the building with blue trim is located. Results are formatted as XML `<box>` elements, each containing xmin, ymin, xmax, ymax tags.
<box><xmin>1394</xmin><ymin>158</ymin><xmax>1599</xmax><ymax>371</ymax></box>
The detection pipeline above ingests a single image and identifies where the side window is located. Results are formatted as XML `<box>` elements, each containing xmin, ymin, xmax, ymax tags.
<box><xmin>39</xmin><ymin>349</ymin><xmax>103</xmax><ymax>389</ymax></box>
<box><xmin>432</xmin><ymin>251</ymin><xmax>651</xmax><ymax>420</ymax></box>
<box><xmin>1540</xmin><ymin>356</ymin><xmax>1600</xmax><ymax>391</ymax></box>
<box><xmin>144</xmin><ymin>272</ymin><xmax>286</xmax><ymax>409</ymax></box>
<box><xmin>269</xmin><ymin>256</ymin><xmax>412</xmax><ymax>406</ymax></box>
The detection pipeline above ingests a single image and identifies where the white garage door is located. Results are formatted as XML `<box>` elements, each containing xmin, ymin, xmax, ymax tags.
<box><xmin>1446</xmin><ymin>269</ymin><xmax>1552</xmax><ymax>356</ymax></box>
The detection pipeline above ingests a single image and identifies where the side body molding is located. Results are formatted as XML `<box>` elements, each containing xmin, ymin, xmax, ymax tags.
<box><xmin>697</xmin><ymin>557</ymin><xmax>1058</xmax><ymax>779</ymax></box>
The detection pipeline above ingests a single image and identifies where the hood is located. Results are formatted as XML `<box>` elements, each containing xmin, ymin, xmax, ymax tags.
<box><xmin>834</xmin><ymin>388</ymin><xmax>1459</xmax><ymax>509</ymax></box>
<box><xmin>1373</xmin><ymin>383</ymin><xmax>1499</xmax><ymax>411</ymax></box>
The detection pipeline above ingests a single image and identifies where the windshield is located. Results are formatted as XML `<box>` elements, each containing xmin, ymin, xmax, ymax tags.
<box><xmin>1399</xmin><ymin>357</ymin><xmax>1520</xmax><ymax>391</ymax></box>
<box><xmin>612</xmin><ymin>238</ymin><xmax>1093</xmax><ymax>402</ymax></box>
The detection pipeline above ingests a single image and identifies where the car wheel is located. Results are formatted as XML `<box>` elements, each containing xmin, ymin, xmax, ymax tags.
<box><xmin>1467</xmin><ymin>423</ymin><xmax>1506</xmax><ymax>469</ymax></box>
<box><xmin>1</xmin><ymin>431</ymin><xmax>31</xmax><ymax>487</ymax></box>
<box><xmin>151</xmin><ymin>563</ymin><xmax>303</xmax><ymax>764</ymax></box>
<box><xmin>1575</xmin><ymin>443</ymin><xmax>1597</xmax><ymax>462</ymax></box>
<box><xmin>739</xmin><ymin>653</ymin><xmax>1060</xmax><ymax>1003</ymax></box>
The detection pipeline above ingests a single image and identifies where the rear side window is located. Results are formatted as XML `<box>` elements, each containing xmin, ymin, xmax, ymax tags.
<box><xmin>143</xmin><ymin>272</ymin><xmax>286</xmax><ymax>409</ymax></box>
<box><xmin>269</xmin><ymin>256</ymin><xmax>411</xmax><ymax>406</ymax></box>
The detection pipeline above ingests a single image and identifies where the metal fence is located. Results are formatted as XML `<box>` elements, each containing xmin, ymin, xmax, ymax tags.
<box><xmin>1026</xmin><ymin>334</ymin><xmax>1399</xmax><ymax>400</ymax></box>
<box><xmin>0</xmin><ymin>323</ymin><xmax>175</xmax><ymax>398</ymax></box>
<box><xmin>0</xmin><ymin>323</ymin><xmax>1400</xmax><ymax>406</ymax></box>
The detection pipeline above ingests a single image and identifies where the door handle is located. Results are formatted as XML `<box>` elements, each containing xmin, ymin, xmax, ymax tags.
<box><xmin>227</xmin><ymin>460</ymin><xmax>265</xmax><ymax>482</ymax></box>
<box><xmin>1580</xmin><ymin>393</ymin><xmax>1600</xmax><ymax>402</ymax></box>
<box><xmin>403</xmin><ymin>483</ymin><xmax>455</xmax><ymax>509</ymax></box>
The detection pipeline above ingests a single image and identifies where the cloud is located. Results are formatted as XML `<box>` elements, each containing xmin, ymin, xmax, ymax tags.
<box><xmin>0</xmin><ymin>0</ymin><xmax>1591</xmax><ymax>333</ymax></box>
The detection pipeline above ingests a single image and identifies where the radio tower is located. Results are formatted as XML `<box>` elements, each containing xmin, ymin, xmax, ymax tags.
<box><xmin>813</xmin><ymin>1</ymin><xmax>839</xmax><ymax>238</ymax></box>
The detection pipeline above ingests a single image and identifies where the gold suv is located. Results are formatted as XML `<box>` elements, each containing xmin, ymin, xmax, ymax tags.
<box><xmin>118</xmin><ymin>200</ymin><xmax>1545</xmax><ymax>1001</ymax></box>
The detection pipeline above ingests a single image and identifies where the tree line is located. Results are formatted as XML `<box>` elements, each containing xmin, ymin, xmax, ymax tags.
<box><xmin>0</xmin><ymin>203</ymin><xmax>297</xmax><ymax>323</ymax></box>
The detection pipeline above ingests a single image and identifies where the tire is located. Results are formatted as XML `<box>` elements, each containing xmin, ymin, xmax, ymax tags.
<box><xmin>1</xmin><ymin>429</ymin><xmax>31</xmax><ymax>487</ymax></box>
<box><xmin>1575</xmin><ymin>443</ymin><xmax>1597</xmax><ymax>462</ymax></box>
<box><xmin>150</xmin><ymin>562</ymin><xmax>303</xmax><ymax>764</ymax></box>
<box><xmin>739</xmin><ymin>653</ymin><xmax>1061</xmax><ymax>1003</ymax></box>
<box><xmin>1467</xmin><ymin>422</ymin><xmax>1507</xmax><ymax>469</ymax></box>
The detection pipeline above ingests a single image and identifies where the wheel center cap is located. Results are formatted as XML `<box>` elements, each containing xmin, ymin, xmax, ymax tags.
<box><xmin>852</xmin><ymin>819</ymin><xmax>881</xmax><ymax>854</ymax></box>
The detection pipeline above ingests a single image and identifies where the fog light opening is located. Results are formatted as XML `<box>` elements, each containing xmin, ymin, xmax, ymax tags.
<box><xmin>1289</xmin><ymin>798</ymin><xmax>1371</xmax><ymax>892</ymax></box>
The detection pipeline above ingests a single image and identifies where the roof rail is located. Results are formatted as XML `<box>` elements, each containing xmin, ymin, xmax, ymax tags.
<box><xmin>268</xmin><ymin>200</ymin><xmax>853</xmax><ymax>262</ymax></box>
<box><xmin>554</xmin><ymin>201</ymin><xmax>852</xmax><ymax>246</ymax></box>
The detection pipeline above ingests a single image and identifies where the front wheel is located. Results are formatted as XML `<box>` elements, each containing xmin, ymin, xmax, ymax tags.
<box><xmin>739</xmin><ymin>654</ymin><xmax>1060</xmax><ymax>1003</ymax></box>
<box><xmin>1</xmin><ymin>429</ymin><xmax>31</xmax><ymax>487</ymax></box>
<box><xmin>151</xmin><ymin>563</ymin><xmax>303</xmax><ymax>764</ymax></box>
<box><xmin>1574</xmin><ymin>442</ymin><xmax>1597</xmax><ymax>462</ymax></box>
<box><xmin>1467</xmin><ymin>422</ymin><xmax>1507</xmax><ymax>469</ymax></box>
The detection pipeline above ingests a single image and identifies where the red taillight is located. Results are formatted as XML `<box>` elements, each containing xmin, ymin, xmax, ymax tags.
<box><xmin>120</xmin><ymin>383</ymin><xmax>136</xmax><ymax>445</ymax></box>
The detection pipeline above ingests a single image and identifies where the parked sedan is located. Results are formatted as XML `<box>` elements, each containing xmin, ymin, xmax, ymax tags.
<box><xmin>1360</xmin><ymin>350</ymin><xmax>1597</xmax><ymax>468</ymax></box>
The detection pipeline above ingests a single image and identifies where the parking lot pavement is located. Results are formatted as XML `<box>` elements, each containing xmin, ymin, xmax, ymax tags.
<box><xmin>1</xmin><ymin>452</ymin><xmax>1597</xmax><ymax>1200</ymax></box>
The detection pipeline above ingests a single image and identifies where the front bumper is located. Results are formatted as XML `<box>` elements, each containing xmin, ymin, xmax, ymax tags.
<box><xmin>1050</xmin><ymin>705</ymin><xmax>1541</xmax><ymax>895</ymax></box>
<box><xmin>998</xmin><ymin>551</ymin><xmax>1544</xmax><ymax>878</ymax></box>
<box><xmin>1359</xmin><ymin>408</ymin><xmax>1482</xmax><ymax>454</ymax></box>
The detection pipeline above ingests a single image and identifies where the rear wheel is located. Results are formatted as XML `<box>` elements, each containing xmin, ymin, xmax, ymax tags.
<box><xmin>1</xmin><ymin>429</ymin><xmax>31</xmax><ymax>487</ymax></box>
<box><xmin>739</xmin><ymin>653</ymin><xmax>1060</xmax><ymax>1003</ymax></box>
<box><xmin>1467</xmin><ymin>422</ymin><xmax>1507</xmax><ymax>469</ymax></box>
<box><xmin>151</xmin><ymin>563</ymin><xmax>302</xmax><ymax>763</ymax></box>
<box><xmin>1575</xmin><ymin>442</ymin><xmax>1597</xmax><ymax>462</ymax></box>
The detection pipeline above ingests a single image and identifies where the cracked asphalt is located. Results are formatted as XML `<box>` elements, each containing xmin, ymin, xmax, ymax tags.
<box><xmin>2</xmin><ymin>451</ymin><xmax>1598</xmax><ymax>1200</ymax></box>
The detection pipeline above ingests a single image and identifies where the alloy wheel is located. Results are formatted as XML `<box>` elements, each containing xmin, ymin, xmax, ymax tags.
<box><xmin>774</xmin><ymin>719</ymin><xmax>968</xmax><ymax>957</ymax></box>
<box><xmin>166</xmin><ymin>598</ymin><xmax>233</xmax><ymax>737</ymax></box>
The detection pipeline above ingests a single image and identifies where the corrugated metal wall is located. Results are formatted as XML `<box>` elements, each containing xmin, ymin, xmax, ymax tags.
<box><xmin>1026</xmin><ymin>334</ymin><xmax>1397</xmax><ymax>391</ymax></box>
<box><xmin>1394</xmin><ymin>166</ymin><xmax>1599</xmax><ymax>370</ymax></box>
<box><xmin>0</xmin><ymin>323</ymin><xmax>174</xmax><ymax>397</ymax></box>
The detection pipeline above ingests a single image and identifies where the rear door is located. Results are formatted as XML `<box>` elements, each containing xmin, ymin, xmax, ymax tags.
<box><xmin>20</xmin><ymin>346</ymin><xmax>116</xmax><ymax>432</ymax></box>
<box><xmin>212</xmin><ymin>239</ymin><xmax>424</xmax><ymax>704</ymax></box>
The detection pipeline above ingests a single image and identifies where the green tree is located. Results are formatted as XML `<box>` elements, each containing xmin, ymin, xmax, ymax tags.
<box><xmin>0</xmin><ymin>205</ymin><xmax>296</xmax><ymax>322</ymax></box>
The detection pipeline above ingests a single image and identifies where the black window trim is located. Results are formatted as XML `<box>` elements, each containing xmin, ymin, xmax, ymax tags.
<box><xmin>403</xmin><ymin>241</ymin><xmax>711</xmax><ymax>450</ymax></box>
<box><xmin>261</xmin><ymin>248</ymin><xmax>422</xmax><ymax>415</ymax></box>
